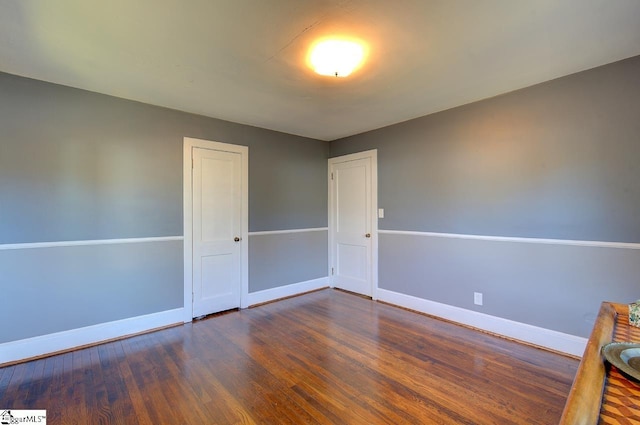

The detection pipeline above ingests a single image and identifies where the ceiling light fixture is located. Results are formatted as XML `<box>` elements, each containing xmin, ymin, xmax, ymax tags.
<box><xmin>308</xmin><ymin>38</ymin><xmax>366</xmax><ymax>78</ymax></box>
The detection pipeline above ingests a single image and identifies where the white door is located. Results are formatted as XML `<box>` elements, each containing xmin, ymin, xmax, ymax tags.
<box><xmin>192</xmin><ymin>146</ymin><xmax>243</xmax><ymax>316</ymax></box>
<box><xmin>329</xmin><ymin>151</ymin><xmax>377</xmax><ymax>297</ymax></box>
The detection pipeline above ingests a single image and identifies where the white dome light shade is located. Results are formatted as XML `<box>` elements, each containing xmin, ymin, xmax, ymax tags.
<box><xmin>309</xmin><ymin>39</ymin><xmax>366</xmax><ymax>77</ymax></box>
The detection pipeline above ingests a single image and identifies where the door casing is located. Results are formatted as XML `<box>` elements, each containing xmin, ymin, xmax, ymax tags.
<box><xmin>183</xmin><ymin>137</ymin><xmax>249</xmax><ymax>322</ymax></box>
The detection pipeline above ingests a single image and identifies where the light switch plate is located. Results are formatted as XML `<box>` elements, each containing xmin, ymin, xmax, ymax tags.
<box><xmin>378</xmin><ymin>208</ymin><xmax>384</xmax><ymax>218</ymax></box>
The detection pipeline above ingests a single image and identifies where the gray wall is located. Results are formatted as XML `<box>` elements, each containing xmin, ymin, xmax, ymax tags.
<box><xmin>380</xmin><ymin>233</ymin><xmax>640</xmax><ymax>337</ymax></box>
<box><xmin>0</xmin><ymin>72</ymin><xmax>328</xmax><ymax>344</ymax></box>
<box><xmin>0</xmin><ymin>241</ymin><xmax>182</xmax><ymax>343</ymax></box>
<box><xmin>331</xmin><ymin>55</ymin><xmax>640</xmax><ymax>337</ymax></box>
<box><xmin>249</xmin><ymin>231</ymin><xmax>328</xmax><ymax>292</ymax></box>
<box><xmin>332</xmin><ymin>56</ymin><xmax>640</xmax><ymax>242</ymax></box>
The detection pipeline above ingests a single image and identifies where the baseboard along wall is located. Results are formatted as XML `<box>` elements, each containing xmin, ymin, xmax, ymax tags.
<box><xmin>1</xmin><ymin>277</ymin><xmax>331</xmax><ymax>365</ymax></box>
<box><xmin>247</xmin><ymin>277</ymin><xmax>329</xmax><ymax>306</ymax></box>
<box><xmin>377</xmin><ymin>288</ymin><xmax>587</xmax><ymax>357</ymax></box>
<box><xmin>2</xmin><ymin>276</ymin><xmax>588</xmax><ymax>365</ymax></box>
<box><xmin>0</xmin><ymin>308</ymin><xmax>184</xmax><ymax>365</ymax></box>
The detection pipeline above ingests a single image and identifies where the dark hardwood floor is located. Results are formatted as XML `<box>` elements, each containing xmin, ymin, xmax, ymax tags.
<box><xmin>0</xmin><ymin>289</ymin><xmax>578</xmax><ymax>424</ymax></box>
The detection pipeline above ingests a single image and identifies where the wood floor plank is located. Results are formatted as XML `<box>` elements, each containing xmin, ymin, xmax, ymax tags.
<box><xmin>117</xmin><ymin>343</ymin><xmax>154</xmax><ymax>425</ymax></box>
<box><xmin>0</xmin><ymin>289</ymin><xmax>578</xmax><ymax>424</ymax></box>
<box><xmin>0</xmin><ymin>364</ymin><xmax>15</xmax><ymax>401</ymax></box>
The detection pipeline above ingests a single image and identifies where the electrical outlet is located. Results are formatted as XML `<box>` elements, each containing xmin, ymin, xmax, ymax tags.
<box><xmin>474</xmin><ymin>292</ymin><xmax>483</xmax><ymax>306</ymax></box>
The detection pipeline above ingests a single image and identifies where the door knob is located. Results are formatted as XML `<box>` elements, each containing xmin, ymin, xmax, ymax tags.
<box><xmin>365</xmin><ymin>233</ymin><xmax>371</xmax><ymax>238</ymax></box>
<box><xmin>234</xmin><ymin>237</ymin><xmax>241</xmax><ymax>242</ymax></box>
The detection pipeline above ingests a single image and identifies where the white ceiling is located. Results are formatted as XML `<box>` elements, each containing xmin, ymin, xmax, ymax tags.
<box><xmin>1</xmin><ymin>1</ymin><xmax>640</xmax><ymax>141</ymax></box>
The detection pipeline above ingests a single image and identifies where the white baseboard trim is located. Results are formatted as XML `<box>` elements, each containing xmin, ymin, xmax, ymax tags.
<box><xmin>0</xmin><ymin>308</ymin><xmax>184</xmax><ymax>365</ymax></box>
<box><xmin>247</xmin><ymin>277</ymin><xmax>329</xmax><ymax>306</ymax></box>
<box><xmin>377</xmin><ymin>288</ymin><xmax>587</xmax><ymax>357</ymax></box>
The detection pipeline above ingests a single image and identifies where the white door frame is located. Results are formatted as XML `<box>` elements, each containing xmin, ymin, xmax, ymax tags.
<box><xmin>328</xmin><ymin>149</ymin><xmax>378</xmax><ymax>299</ymax></box>
<box><xmin>183</xmin><ymin>137</ymin><xmax>249</xmax><ymax>322</ymax></box>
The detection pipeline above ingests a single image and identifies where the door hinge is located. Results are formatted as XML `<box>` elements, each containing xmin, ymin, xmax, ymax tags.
<box><xmin>331</xmin><ymin>267</ymin><xmax>334</xmax><ymax>275</ymax></box>
<box><xmin>331</xmin><ymin>172</ymin><xmax>334</xmax><ymax>180</ymax></box>
<box><xmin>192</xmin><ymin>158</ymin><xmax>194</xmax><ymax>169</ymax></box>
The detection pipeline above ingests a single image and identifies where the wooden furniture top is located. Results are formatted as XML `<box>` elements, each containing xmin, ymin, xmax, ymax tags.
<box><xmin>559</xmin><ymin>302</ymin><xmax>640</xmax><ymax>425</ymax></box>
